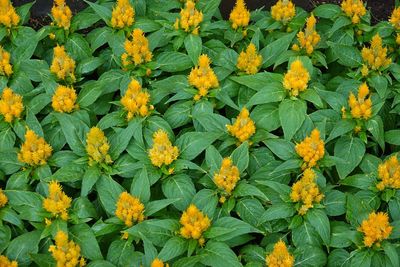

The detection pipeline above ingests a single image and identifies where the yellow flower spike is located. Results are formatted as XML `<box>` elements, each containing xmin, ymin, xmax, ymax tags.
<box><xmin>341</xmin><ymin>0</ymin><xmax>366</xmax><ymax>24</ymax></box>
<box><xmin>188</xmin><ymin>54</ymin><xmax>219</xmax><ymax>100</ymax></box>
<box><xmin>52</xmin><ymin>85</ymin><xmax>78</xmax><ymax>113</ymax></box>
<box><xmin>0</xmin><ymin>46</ymin><xmax>13</xmax><ymax>76</ymax></box>
<box><xmin>295</xmin><ymin>128</ymin><xmax>325</xmax><ymax>170</ymax></box>
<box><xmin>357</xmin><ymin>211</ymin><xmax>392</xmax><ymax>247</ymax></box>
<box><xmin>377</xmin><ymin>155</ymin><xmax>400</xmax><ymax>191</ymax></box>
<box><xmin>50</xmin><ymin>45</ymin><xmax>76</xmax><ymax>82</ymax></box>
<box><xmin>270</xmin><ymin>0</ymin><xmax>296</xmax><ymax>24</ymax></box>
<box><xmin>121</xmin><ymin>29</ymin><xmax>152</xmax><ymax>68</ymax></box>
<box><xmin>111</xmin><ymin>0</ymin><xmax>135</xmax><ymax>29</ymax></box>
<box><xmin>229</xmin><ymin>0</ymin><xmax>250</xmax><ymax>30</ymax></box>
<box><xmin>290</xmin><ymin>168</ymin><xmax>324</xmax><ymax>215</ymax></box>
<box><xmin>390</xmin><ymin>7</ymin><xmax>400</xmax><ymax>30</ymax></box>
<box><xmin>43</xmin><ymin>181</ymin><xmax>72</xmax><ymax>221</ymax></box>
<box><xmin>179</xmin><ymin>204</ymin><xmax>211</xmax><ymax>244</ymax></box>
<box><xmin>120</xmin><ymin>79</ymin><xmax>153</xmax><ymax>121</ymax></box>
<box><xmin>226</xmin><ymin>107</ymin><xmax>256</xmax><ymax>143</ymax></box>
<box><xmin>296</xmin><ymin>14</ymin><xmax>320</xmax><ymax>55</ymax></box>
<box><xmin>151</xmin><ymin>258</ymin><xmax>169</xmax><ymax>267</ymax></box>
<box><xmin>174</xmin><ymin>1</ymin><xmax>203</xmax><ymax>34</ymax></box>
<box><xmin>214</xmin><ymin>158</ymin><xmax>240</xmax><ymax>194</ymax></box>
<box><xmin>49</xmin><ymin>231</ymin><xmax>86</xmax><ymax>267</ymax></box>
<box><xmin>265</xmin><ymin>240</ymin><xmax>294</xmax><ymax>267</ymax></box>
<box><xmin>0</xmin><ymin>87</ymin><xmax>24</xmax><ymax>123</ymax></box>
<box><xmin>51</xmin><ymin>0</ymin><xmax>72</xmax><ymax>30</ymax></box>
<box><xmin>0</xmin><ymin>0</ymin><xmax>20</xmax><ymax>28</ymax></box>
<box><xmin>148</xmin><ymin>129</ymin><xmax>179</xmax><ymax>168</ymax></box>
<box><xmin>0</xmin><ymin>255</ymin><xmax>18</xmax><ymax>267</ymax></box>
<box><xmin>282</xmin><ymin>60</ymin><xmax>310</xmax><ymax>97</ymax></box>
<box><xmin>236</xmin><ymin>43</ymin><xmax>263</xmax><ymax>75</ymax></box>
<box><xmin>18</xmin><ymin>128</ymin><xmax>53</xmax><ymax>166</ymax></box>
<box><xmin>348</xmin><ymin>83</ymin><xmax>372</xmax><ymax>120</ymax></box>
<box><xmin>115</xmin><ymin>192</ymin><xmax>145</xmax><ymax>227</ymax></box>
<box><xmin>361</xmin><ymin>34</ymin><xmax>391</xmax><ymax>71</ymax></box>
<box><xmin>85</xmin><ymin>127</ymin><xmax>113</xmax><ymax>166</ymax></box>
<box><xmin>0</xmin><ymin>188</ymin><xmax>7</xmax><ymax>208</ymax></box>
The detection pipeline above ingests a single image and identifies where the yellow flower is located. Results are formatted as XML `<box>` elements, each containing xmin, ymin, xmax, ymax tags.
<box><xmin>0</xmin><ymin>87</ymin><xmax>24</xmax><ymax>123</ymax></box>
<box><xmin>214</xmin><ymin>158</ymin><xmax>240</xmax><ymax>194</ymax></box>
<box><xmin>348</xmin><ymin>83</ymin><xmax>372</xmax><ymax>120</ymax></box>
<box><xmin>377</xmin><ymin>155</ymin><xmax>400</xmax><ymax>191</ymax></box>
<box><xmin>294</xmin><ymin>14</ymin><xmax>320</xmax><ymax>55</ymax></box>
<box><xmin>51</xmin><ymin>0</ymin><xmax>72</xmax><ymax>30</ymax></box>
<box><xmin>148</xmin><ymin>129</ymin><xmax>179</xmax><ymax>168</ymax></box>
<box><xmin>283</xmin><ymin>60</ymin><xmax>310</xmax><ymax>97</ymax></box>
<box><xmin>361</xmin><ymin>34</ymin><xmax>391</xmax><ymax>71</ymax></box>
<box><xmin>226</xmin><ymin>107</ymin><xmax>256</xmax><ymax>143</ymax></box>
<box><xmin>265</xmin><ymin>240</ymin><xmax>294</xmax><ymax>267</ymax></box>
<box><xmin>115</xmin><ymin>192</ymin><xmax>145</xmax><ymax>227</ymax></box>
<box><xmin>43</xmin><ymin>181</ymin><xmax>72</xmax><ymax>221</ymax></box>
<box><xmin>52</xmin><ymin>85</ymin><xmax>78</xmax><ymax>113</ymax></box>
<box><xmin>0</xmin><ymin>255</ymin><xmax>18</xmax><ymax>267</ymax></box>
<box><xmin>295</xmin><ymin>128</ymin><xmax>325</xmax><ymax>170</ymax></box>
<box><xmin>120</xmin><ymin>79</ymin><xmax>153</xmax><ymax>121</ymax></box>
<box><xmin>49</xmin><ymin>231</ymin><xmax>86</xmax><ymax>267</ymax></box>
<box><xmin>271</xmin><ymin>0</ymin><xmax>296</xmax><ymax>24</ymax></box>
<box><xmin>0</xmin><ymin>188</ymin><xmax>7</xmax><ymax>208</ymax></box>
<box><xmin>179</xmin><ymin>204</ymin><xmax>211</xmax><ymax>245</ymax></box>
<box><xmin>361</xmin><ymin>64</ymin><xmax>369</xmax><ymax>77</ymax></box>
<box><xmin>229</xmin><ymin>0</ymin><xmax>250</xmax><ymax>30</ymax></box>
<box><xmin>0</xmin><ymin>0</ymin><xmax>19</xmax><ymax>28</ymax></box>
<box><xmin>0</xmin><ymin>46</ymin><xmax>13</xmax><ymax>76</ymax></box>
<box><xmin>390</xmin><ymin>7</ymin><xmax>400</xmax><ymax>30</ymax></box>
<box><xmin>174</xmin><ymin>1</ymin><xmax>203</xmax><ymax>35</ymax></box>
<box><xmin>236</xmin><ymin>43</ymin><xmax>263</xmax><ymax>75</ymax></box>
<box><xmin>18</xmin><ymin>128</ymin><xmax>53</xmax><ymax>166</ymax></box>
<box><xmin>50</xmin><ymin>45</ymin><xmax>76</xmax><ymax>82</ymax></box>
<box><xmin>188</xmin><ymin>54</ymin><xmax>219</xmax><ymax>100</ymax></box>
<box><xmin>85</xmin><ymin>127</ymin><xmax>113</xmax><ymax>166</ymax></box>
<box><xmin>341</xmin><ymin>0</ymin><xmax>366</xmax><ymax>24</ymax></box>
<box><xmin>290</xmin><ymin>168</ymin><xmax>324</xmax><ymax>215</ymax></box>
<box><xmin>121</xmin><ymin>29</ymin><xmax>152</xmax><ymax>68</ymax></box>
<box><xmin>357</xmin><ymin>211</ymin><xmax>392</xmax><ymax>247</ymax></box>
<box><xmin>397</xmin><ymin>33</ymin><xmax>400</xmax><ymax>45</ymax></box>
<box><xmin>151</xmin><ymin>258</ymin><xmax>169</xmax><ymax>267</ymax></box>
<box><xmin>111</xmin><ymin>0</ymin><xmax>135</xmax><ymax>29</ymax></box>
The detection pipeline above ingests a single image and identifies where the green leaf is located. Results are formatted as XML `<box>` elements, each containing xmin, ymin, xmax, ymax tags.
<box><xmin>5</xmin><ymin>190</ymin><xmax>44</xmax><ymax>222</ymax></box>
<box><xmin>324</xmin><ymin>190</ymin><xmax>346</xmax><ymax>216</ymax></box>
<box><xmin>334</xmin><ymin>136</ymin><xmax>366</xmax><ymax>179</ymax></box>
<box><xmin>247</xmin><ymin>82</ymin><xmax>285</xmax><ymax>107</ymax></box>
<box><xmin>305</xmin><ymin>209</ymin><xmax>330</xmax><ymax>246</ymax></box>
<box><xmin>109</xmin><ymin>121</ymin><xmax>139</xmax><ymax>160</ymax></box>
<box><xmin>145</xmin><ymin>199</ymin><xmax>178</xmax><ymax>216</ymax></box>
<box><xmin>55</xmin><ymin>113</ymin><xmax>88</xmax><ymax>156</ymax></box>
<box><xmin>158</xmin><ymin>237</ymin><xmax>188</xmax><ymax>261</ymax></box>
<box><xmin>77</xmin><ymin>57</ymin><xmax>105</xmax><ymax>75</ymax></box>
<box><xmin>292</xmin><ymin>222</ymin><xmax>321</xmax><ymax>247</ymax></box>
<box><xmin>313</xmin><ymin>4</ymin><xmax>342</xmax><ymax>18</ymax></box>
<box><xmin>106</xmin><ymin>240</ymin><xmax>139</xmax><ymax>267</ymax></box>
<box><xmin>84</xmin><ymin>0</ymin><xmax>112</xmax><ymax>25</ymax></box>
<box><xmin>260</xmin><ymin>31</ymin><xmax>297</xmax><ymax>68</ymax></box>
<box><xmin>162</xmin><ymin>174</ymin><xmax>196</xmax><ymax>211</ymax></box>
<box><xmin>96</xmin><ymin>175</ymin><xmax>124</xmax><ymax>215</ymax></box>
<box><xmin>164</xmin><ymin>101</ymin><xmax>192</xmax><ymax>129</ymax></box>
<box><xmin>368</xmin><ymin>75</ymin><xmax>388</xmax><ymax>99</ymax></box>
<box><xmin>264</xmin><ymin>138</ymin><xmax>295</xmax><ymax>160</ymax></box>
<box><xmin>279</xmin><ymin>99</ymin><xmax>307</xmax><ymax>140</ymax></box>
<box><xmin>385</xmin><ymin>130</ymin><xmax>400</xmax><ymax>145</ymax></box>
<box><xmin>230</xmin><ymin>72</ymin><xmax>282</xmax><ymax>91</ymax></box>
<box><xmin>326</xmin><ymin>120</ymin><xmax>355</xmax><ymax>143</ymax></box>
<box><xmin>205</xmin><ymin>217</ymin><xmax>261</xmax><ymax>241</ymax></box>
<box><xmin>366</xmin><ymin>116</ymin><xmax>384</xmax><ymax>150</ymax></box>
<box><xmin>65</xmin><ymin>33</ymin><xmax>92</xmax><ymax>61</ymax></box>
<box><xmin>157</xmin><ymin>52</ymin><xmax>193</xmax><ymax>72</ymax></box>
<box><xmin>328</xmin><ymin>42</ymin><xmax>362</xmax><ymax>68</ymax></box>
<box><xmin>70</xmin><ymin>224</ymin><xmax>103</xmax><ymax>260</ymax></box>
<box><xmin>200</xmin><ymin>241</ymin><xmax>241</xmax><ymax>267</ymax></box>
<box><xmin>294</xmin><ymin>246</ymin><xmax>327</xmax><ymax>267</ymax></box>
<box><xmin>233</xmin><ymin>183</ymin><xmax>269</xmax><ymax>202</ymax></box>
<box><xmin>81</xmin><ymin>166</ymin><xmax>101</xmax><ymax>197</ymax></box>
<box><xmin>231</xmin><ymin>141</ymin><xmax>249</xmax><ymax>174</ymax></box>
<box><xmin>6</xmin><ymin>230</ymin><xmax>41</xmax><ymax>266</ymax></box>
<box><xmin>192</xmin><ymin>189</ymin><xmax>218</xmax><ymax>218</ymax></box>
<box><xmin>262</xmin><ymin>202</ymin><xmax>296</xmax><ymax>221</ymax></box>
<box><xmin>383</xmin><ymin>242</ymin><xmax>399</xmax><ymax>267</ymax></box>
<box><xmin>176</xmin><ymin>132</ymin><xmax>222</xmax><ymax>160</ymax></box>
<box><xmin>130</xmin><ymin>167</ymin><xmax>150</xmax><ymax>203</ymax></box>
<box><xmin>184</xmin><ymin>34</ymin><xmax>202</xmax><ymax>65</ymax></box>
<box><xmin>341</xmin><ymin>174</ymin><xmax>376</xmax><ymax>190</ymax></box>
<box><xmin>350</xmin><ymin>250</ymin><xmax>372</xmax><ymax>267</ymax></box>
<box><xmin>0</xmin><ymin>128</ymin><xmax>15</xmax><ymax>150</ymax></box>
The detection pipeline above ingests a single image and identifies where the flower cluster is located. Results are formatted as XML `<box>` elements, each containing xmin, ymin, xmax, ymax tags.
<box><xmin>174</xmin><ymin>1</ymin><xmax>203</xmax><ymax>35</ymax></box>
<box><xmin>52</xmin><ymin>85</ymin><xmax>78</xmax><ymax>113</ymax></box>
<box><xmin>377</xmin><ymin>155</ymin><xmax>400</xmax><ymax>191</ymax></box>
<box><xmin>295</xmin><ymin>129</ymin><xmax>325</xmax><ymax>170</ymax></box>
<box><xmin>43</xmin><ymin>181</ymin><xmax>72</xmax><ymax>221</ymax></box>
<box><xmin>341</xmin><ymin>0</ymin><xmax>366</xmax><ymax>24</ymax></box>
<box><xmin>151</xmin><ymin>258</ymin><xmax>169</xmax><ymax>267</ymax></box>
<box><xmin>236</xmin><ymin>43</ymin><xmax>263</xmax><ymax>75</ymax></box>
<box><xmin>111</xmin><ymin>0</ymin><xmax>135</xmax><ymax>29</ymax></box>
<box><xmin>0</xmin><ymin>255</ymin><xmax>18</xmax><ymax>267</ymax></box>
<box><xmin>188</xmin><ymin>54</ymin><xmax>219</xmax><ymax>101</ymax></box>
<box><xmin>390</xmin><ymin>7</ymin><xmax>400</xmax><ymax>29</ymax></box>
<box><xmin>282</xmin><ymin>60</ymin><xmax>310</xmax><ymax>97</ymax></box>
<box><xmin>265</xmin><ymin>240</ymin><xmax>294</xmax><ymax>267</ymax></box>
<box><xmin>361</xmin><ymin>34</ymin><xmax>391</xmax><ymax>72</ymax></box>
<box><xmin>18</xmin><ymin>129</ymin><xmax>53</xmax><ymax>166</ymax></box>
<box><xmin>292</xmin><ymin>14</ymin><xmax>320</xmax><ymax>55</ymax></box>
<box><xmin>148</xmin><ymin>129</ymin><xmax>179</xmax><ymax>168</ymax></box>
<box><xmin>229</xmin><ymin>0</ymin><xmax>250</xmax><ymax>31</ymax></box>
<box><xmin>120</xmin><ymin>79</ymin><xmax>153</xmax><ymax>121</ymax></box>
<box><xmin>290</xmin><ymin>168</ymin><xmax>324</xmax><ymax>215</ymax></box>
<box><xmin>0</xmin><ymin>0</ymin><xmax>19</xmax><ymax>28</ymax></box>
<box><xmin>50</xmin><ymin>45</ymin><xmax>76</xmax><ymax>82</ymax></box>
<box><xmin>346</xmin><ymin>83</ymin><xmax>372</xmax><ymax>120</ymax></box>
<box><xmin>0</xmin><ymin>46</ymin><xmax>12</xmax><ymax>76</ymax></box>
<box><xmin>214</xmin><ymin>158</ymin><xmax>240</xmax><ymax>195</ymax></box>
<box><xmin>180</xmin><ymin>204</ymin><xmax>211</xmax><ymax>245</ymax></box>
<box><xmin>51</xmin><ymin>0</ymin><xmax>72</xmax><ymax>30</ymax></box>
<box><xmin>115</xmin><ymin>192</ymin><xmax>145</xmax><ymax>227</ymax></box>
<box><xmin>226</xmin><ymin>107</ymin><xmax>256</xmax><ymax>143</ymax></box>
<box><xmin>0</xmin><ymin>87</ymin><xmax>23</xmax><ymax>123</ymax></box>
<box><xmin>49</xmin><ymin>231</ymin><xmax>86</xmax><ymax>267</ymax></box>
<box><xmin>270</xmin><ymin>0</ymin><xmax>296</xmax><ymax>24</ymax></box>
<box><xmin>121</xmin><ymin>29</ymin><xmax>153</xmax><ymax>68</ymax></box>
<box><xmin>86</xmin><ymin>127</ymin><xmax>112</xmax><ymax>166</ymax></box>
<box><xmin>358</xmin><ymin>212</ymin><xmax>392</xmax><ymax>247</ymax></box>
<box><xmin>0</xmin><ymin>188</ymin><xmax>7</xmax><ymax>208</ymax></box>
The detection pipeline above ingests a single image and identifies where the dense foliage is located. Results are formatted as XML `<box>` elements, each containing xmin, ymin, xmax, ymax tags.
<box><xmin>0</xmin><ymin>0</ymin><xmax>400</xmax><ymax>266</ymax></box>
